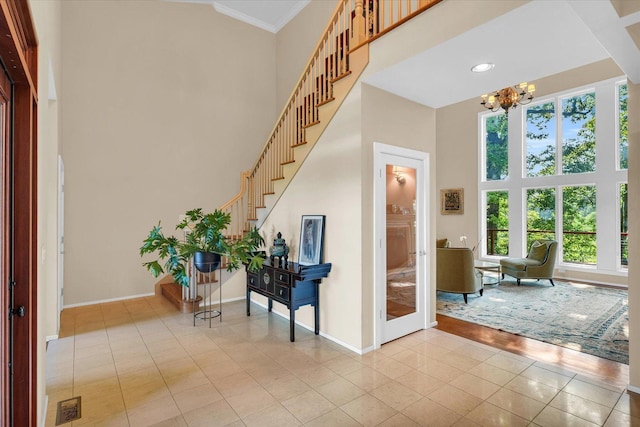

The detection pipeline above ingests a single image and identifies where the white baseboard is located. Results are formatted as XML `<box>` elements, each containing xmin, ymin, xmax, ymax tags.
<box><xmin>320</xmin><ymin>332</ymin><xmax>369</xmax><ymax>355</ymax></box>
<box><xmin>41</xmin><ymin>394</ymin><xmax>48</xmax><ymax>427</ymax></box>
<box><xmin>627</xmin><ymin>384</ymin><xmax>640</xmax><ymax>395</ymax></box>
<box><xmin>250</xmin><ymin>299</ymin><xmax>366</xmax><ymax>354</ymax></box>
<box><xmin>554</xmin><ymin>275</ymin><xmax>628</xmax><ymax>289</ymax></box>
<box><xmin>46</xmin><ymin>335</ymin><xmax>59</xmax><ymax>342</ymax></box>
<box><xmin>62</xmin><ymin>292</ymin><xmax>155</xmax><ymax>308</ymax></box>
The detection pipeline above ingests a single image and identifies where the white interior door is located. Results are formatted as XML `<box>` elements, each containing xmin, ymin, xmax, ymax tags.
<box><xmin>374</xmin><ymin>143</ymin><xmax>429</xmax><ymax>346</ymax></box>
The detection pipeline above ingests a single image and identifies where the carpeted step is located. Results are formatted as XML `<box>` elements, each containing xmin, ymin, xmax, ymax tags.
<box><xmin>160</xmin><ymin>282</ymin><xmax>202</xmax><ymax>314</ymax></box>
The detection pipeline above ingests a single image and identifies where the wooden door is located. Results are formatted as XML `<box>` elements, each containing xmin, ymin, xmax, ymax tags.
<box><xmin>0</xmin><ymin>48</ymin><xmax>11</xmax><ymax>427</ymax></box>
<box><xmin>0</xmin><ymin>1</ymin><xmax>39</xmax><ymax>425</ymax></box>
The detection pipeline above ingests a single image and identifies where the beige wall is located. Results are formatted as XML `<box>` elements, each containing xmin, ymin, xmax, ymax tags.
<box><xmin>254</xmin><ymin>81</ymin><xmax>435</xmax><ymax>351</ymax></box>
<box><xmin>628</xmin><ymin>81</ymin><xmax>639</xmax><ymax>390</ymax></box>
<box><xmin>435</xmin><ymin>59</ymin><xmax>626</xmax><ymax>286</ymax></box>
<box><xmin>259</xmin><ymin>82</ymin><xmax>364</xmax><ymax>349</ymax></box>
<box><xmin>61</xmin><ymin>0</ymin><xmax>278</xmax><ymax>305</ymax></box>
<box><xmin>33</xmin><ymin>0</ymin><xmax>63</xmax><ymax>338</ymax></box>
<box><xmin>361</xmin><ymin>84</ymin><xmax>437</xmax><ymax>344</ymax></box>
<box><xmin>275</xmin><ymin>0</ymin><xmax>336</xmax><ymax>111</ymax></box>
<box><xmin>31</xmin><ymin>0</ymin><xmax>63</xmax><ymax>422</ymax></box>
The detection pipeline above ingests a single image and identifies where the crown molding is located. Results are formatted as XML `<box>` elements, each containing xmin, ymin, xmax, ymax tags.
<box><xmin>213</xmin><ymin>2</ymin><xmax>277</xmax><ymax>32</ymax></box>
<box><xmin>212</xmin><ymin>0</ymin><xmax>310</xmax><ymax>33</ymax></box>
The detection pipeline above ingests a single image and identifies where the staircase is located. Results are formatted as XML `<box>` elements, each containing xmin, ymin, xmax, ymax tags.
<box><xmin>162</xmin><ymin>0</ymin><xmax>442</xmax><ymax>311</ymax></box>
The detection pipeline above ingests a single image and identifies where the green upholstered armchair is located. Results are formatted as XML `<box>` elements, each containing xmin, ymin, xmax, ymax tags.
<box><xmin>499</xmin><ymin>240</ymin><xmax>558</xmax><ymax>286</ymax></box>
<box><xmin>436</xmin><ymin>248</ymin><xmax>483</xmax><ymax>303</ymax></box>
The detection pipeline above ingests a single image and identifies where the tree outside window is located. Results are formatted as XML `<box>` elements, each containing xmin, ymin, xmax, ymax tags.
<box><xmin>561</xmin><ymin>92</ymin><xmax>596</xmax><ymax>175</ymax></box>
<box><xmin>486</xmin><ymin>191</ymin><xmax>508</xmax><ymax>255</ymax></box>
<box><xmin>484</xmin><ymin>113</ymin><xmax>508</xmax><ymax>181</ymax></box>
<box><xmin>526</xmin><ymin>188</ymin><xmax>556</xmax><ymax>249</ymax></box>
<box><xmin>526</xmin><ymin>102</ymin><xmax>556</xmax><ymax>177</ymax></box>
<box><xmin>619</xmin><ymin>83</ymin><xmax>628</xmax><ymax>170</ymax></box>
<box><xmin>562</xmin><ymin>185</ymin><xmax>596</xmax><ymax>265</ymax></box>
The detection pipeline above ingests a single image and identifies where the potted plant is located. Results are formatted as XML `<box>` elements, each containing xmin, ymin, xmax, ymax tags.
<box><xmin>140</xmin><ymin>208</ymin><xmax>265</xmax><ymax>287</ymax></box>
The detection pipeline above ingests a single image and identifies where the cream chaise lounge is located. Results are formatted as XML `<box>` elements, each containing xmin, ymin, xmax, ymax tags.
<box><xmin>500</xmin><ymin>240</ymin><xmax>558</xmax><ymax>286</ymax></box>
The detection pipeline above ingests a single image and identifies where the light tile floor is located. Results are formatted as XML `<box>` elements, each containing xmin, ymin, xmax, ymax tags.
<box><xmin>45</xmin><ymin>295</ymin><xmax>640</xmax><ymax>426</ymax></box>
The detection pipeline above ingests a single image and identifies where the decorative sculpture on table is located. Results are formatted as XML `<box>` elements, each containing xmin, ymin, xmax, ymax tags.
<box><xmin>269</xmin><ymin>232</ymin><xmax>289</xmax><ymax>268</ymax></box>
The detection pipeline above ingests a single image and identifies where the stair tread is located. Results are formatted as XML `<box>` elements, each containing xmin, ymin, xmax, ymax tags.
<box><xmin>317</xmin><ymin>97</ymin><xmax>335</xmax><ymax>107</ymax></box>
<box><xmin>330</xmin><ymin>70</ymin><xmax>352</xmax><ymax>84</ymax></box>
<box><xmin>160</xmin><ymin>282</ymin><xmax>201</xmax><ymax>314</ymax></box>
<box><xmin>292</xmin><ymin>141</ymin><xmax>307</xmax><ymax>148</ymax></box>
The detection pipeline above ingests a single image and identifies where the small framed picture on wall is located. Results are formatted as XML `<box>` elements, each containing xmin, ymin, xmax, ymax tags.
<box><xmin>440</xmin><ymin>188</ymin><xmax>464</xmax><ymax>215</ymax></box>
<box><xmin>298</xmin><ymin>215</ymin><xmax>325</xmax><ymax>265</ymax></box>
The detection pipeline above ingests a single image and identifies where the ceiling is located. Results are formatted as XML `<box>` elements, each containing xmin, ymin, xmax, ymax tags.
<box><xmin>364</xmin><ymin>0</ymin><xmax>640</xmax><ymax>108</ymax></box>
<box><xmin>170</xmin><ymin>0</ymin><xmax>311</xmax><ymax>33</ymax></box>
<box><xmin>174</xmin><ymin>0</ymin><xmax>640</xmax><ymax>109</ymax></box>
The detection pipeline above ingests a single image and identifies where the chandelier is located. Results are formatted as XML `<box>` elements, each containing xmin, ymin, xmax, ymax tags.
<box><xmin>480</xmin><ymin>82</ymin><xmax>536</xmax><ymax>115</ymax></box>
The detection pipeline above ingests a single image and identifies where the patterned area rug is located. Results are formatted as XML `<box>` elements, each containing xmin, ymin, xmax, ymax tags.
<box><xmin>437</xmin><ymin>279</ymin><xmax>629</xmax><ymax>364</ymax></box>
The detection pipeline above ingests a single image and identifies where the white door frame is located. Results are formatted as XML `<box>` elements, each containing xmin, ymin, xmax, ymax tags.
<box><xmin>373</xmin><ymin>142</ymin><xmax>430</xmax><ymax>349</ymax></box>
<box><xmin>57</xmin><ymin>155</ymin><xmax>64</xmax><ymax>330</ymax></box>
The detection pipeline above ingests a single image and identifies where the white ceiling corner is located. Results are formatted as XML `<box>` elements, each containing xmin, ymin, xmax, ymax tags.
<box><xmin>568</xmin><ymin>0</ymin><xmax>640</xmax><ymax>84</ymax></box>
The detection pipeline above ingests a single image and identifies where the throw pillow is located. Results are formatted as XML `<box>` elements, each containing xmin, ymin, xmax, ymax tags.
<box><xmin>436</xmin><ymin>238</ymin><xmax>448</xmax><ymax>248</ymax></box>
<box><xmin>528</xmin><ymin>241</ymin><xmax>548</xmax><ymax>263</ymax></box>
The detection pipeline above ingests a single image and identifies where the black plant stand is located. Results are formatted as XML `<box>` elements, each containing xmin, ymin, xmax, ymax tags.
<box><xmin>192</xmin><ymin>260</ymin><xmax>222</xmax><ymax>328</ymax></box>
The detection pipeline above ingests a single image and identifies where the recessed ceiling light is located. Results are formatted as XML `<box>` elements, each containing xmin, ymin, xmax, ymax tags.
<box><xmin>471</xmin><ymin>63</ymin><xmax>495</xmax><ymax>73</ymax></box>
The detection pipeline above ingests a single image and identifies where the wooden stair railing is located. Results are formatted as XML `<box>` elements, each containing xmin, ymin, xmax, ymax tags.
<box><xmin>217</xmin><ymin>0</ymin><xmax>442</xmax><ymax>241</ymax></box>
<box><xmin>163</xmin><ymin>0</ymin><xmax>443</xmax><ymax>311</ymax></box>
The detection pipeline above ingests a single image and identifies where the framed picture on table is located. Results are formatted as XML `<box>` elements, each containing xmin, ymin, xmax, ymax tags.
<box><xmin>298</xmin><ymin>215</ymin><xmax>325</xmax><ymax>265</ymax></box>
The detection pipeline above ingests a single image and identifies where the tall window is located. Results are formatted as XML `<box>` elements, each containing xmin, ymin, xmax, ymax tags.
<box><xmin>526</xmin><ymin>188</ymin><xmax>556</xmax><ymax>248</ymax></box>
<box><xmin>479</xmin><ymin>77</ymin><xmax>627</xmax><ymax>275</ymax></box>
<box><xmin>618</xmin><ymin>83</ymin><xmax>628</xmax><ymax>170</ymax></box>
<box><xmin>484</xmin><ymin>113</ymin><xmax>508</xmax><ymax>181</ymax></box>
<box><xmin>620</xmin><ymin>183</ymin><xmax>628</xmax><ymax>268</ymax></box>
<box><xmin>562</xmin><ymin>185</ymin><xmax>596</xmax><ymax>264</ymax></box>
<box><xmin>617</xmin><ymin>82</ymin><xmax>628</xmax><ymax>269</ymax></box>
<box><xmin>526</xmin><ymin>102</ymin><xmax>555</xmax><ymax>177</ymax></box>
<box><xmin>561</xmin><ymin>92</ymin><xmax>596</xmax><ymax>174</ymax></box>
<box><xmin>486</xmin><ymin>191</ymin><xmax>508</xmax><ymax>255</ymax></box>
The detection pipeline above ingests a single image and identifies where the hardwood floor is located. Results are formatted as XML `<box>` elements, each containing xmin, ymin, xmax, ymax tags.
<box><xmin>436</xmin><ymin>313</ymin><xmax>630</xmax><ymax>389</ymax></box>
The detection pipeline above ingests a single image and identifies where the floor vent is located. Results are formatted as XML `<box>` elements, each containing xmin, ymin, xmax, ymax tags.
<box><xmin>56</xmin><ymin>396</ymin><xmax>81</xmax><ymax>425</ymax></box>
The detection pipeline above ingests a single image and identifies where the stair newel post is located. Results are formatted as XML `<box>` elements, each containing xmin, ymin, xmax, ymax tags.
<box><xmin>276</xmin><ymin>123</ymin><xmax>281</xmax><ymax>176</ymax></box>
<box><xmin>353</xmin><ymin>0</ymin><xmax>366</xmax><ymax>44</ymax></box>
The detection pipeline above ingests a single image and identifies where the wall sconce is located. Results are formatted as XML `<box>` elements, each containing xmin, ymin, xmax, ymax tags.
<box><xmin>392</xmin><ymin>166</ymin><xmax>406</xmax><ymax>184</ymax></box>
